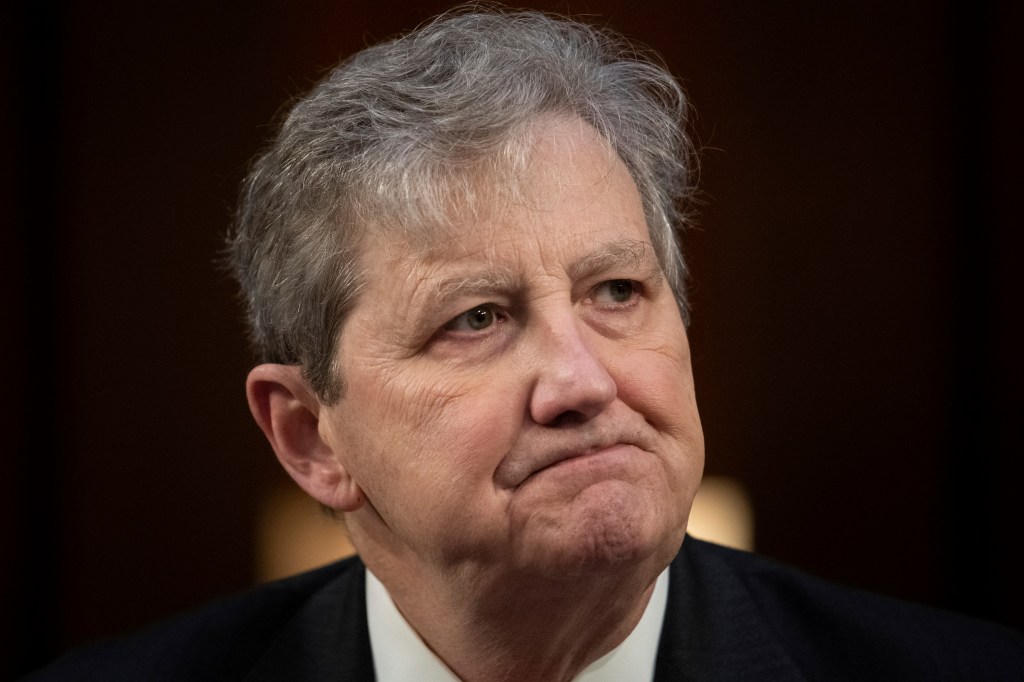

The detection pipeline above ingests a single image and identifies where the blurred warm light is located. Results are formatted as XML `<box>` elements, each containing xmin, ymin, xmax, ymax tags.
<box><xmin>256</xmin><ymin>485</ymin><xmax>355</xmax><ymax>583</ymax></box>
<box><xmin>686</xmin><ymin>475</ymin><xmax>755</xmax><ymax>551</ymax></box>
<box><xmin>257</xmin><ymin>475</ymin><xmax>754</xmax><ymax>582</ymax></box>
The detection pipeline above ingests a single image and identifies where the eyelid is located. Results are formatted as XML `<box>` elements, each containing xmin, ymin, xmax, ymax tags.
<box><xmin>442</xmin><ymin>302</ymin><xmax>506</xmax><ymax>334</ymax></box>
<box><xmin>587</xmin><ymin>278</ymin><xmax>643</xmax><ymax>304</ymax></box>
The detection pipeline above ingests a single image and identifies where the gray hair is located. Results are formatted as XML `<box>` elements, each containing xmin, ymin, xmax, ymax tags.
<box><xmin>229</xmin><ymin>7</ymin><xmax>695</xmax><ymax>404</ymax></box>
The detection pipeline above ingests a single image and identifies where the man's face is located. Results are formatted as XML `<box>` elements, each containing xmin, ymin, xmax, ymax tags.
<box><xmin>319</xmin><ymin>117</ymin><xmax>704</xmax><ymax>582</ymax></box>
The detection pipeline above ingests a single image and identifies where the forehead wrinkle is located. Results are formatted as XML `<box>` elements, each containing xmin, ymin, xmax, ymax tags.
<box><xmin>567</xmin><ymin>238</ymin><xmax>663</xmax><ymax>285</ymax></box>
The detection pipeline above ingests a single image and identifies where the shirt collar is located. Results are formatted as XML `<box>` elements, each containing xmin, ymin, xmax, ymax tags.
<box><xmin>367</xmin><ymin>568</ymin><xmax>669</xmax><ymax>682</ymax></box>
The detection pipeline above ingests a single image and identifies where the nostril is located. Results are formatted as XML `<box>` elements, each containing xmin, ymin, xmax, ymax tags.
<box><xmin>548</xmin><ymin>410</ymin><xmax>588</xmax><ymax>428</ymax></box>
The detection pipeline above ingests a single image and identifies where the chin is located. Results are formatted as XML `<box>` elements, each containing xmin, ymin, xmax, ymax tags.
<box><xmin>515</xmin><ymin>485</ymin><xmax>683</xmax><ymax>579</ymax></box>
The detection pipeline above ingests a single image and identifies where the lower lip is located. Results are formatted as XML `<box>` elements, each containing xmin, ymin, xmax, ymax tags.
<box><xmin>525</xmin><ymin>443</ymin><xmax>640</xmax><ymax>485</ymax></box>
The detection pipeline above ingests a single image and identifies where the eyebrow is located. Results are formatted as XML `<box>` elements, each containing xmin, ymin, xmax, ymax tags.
<box><xmin>567</xmin><ymin>238</ymin><xmax>663</xmax><ymax>285</ymax></box>
<box><xmin>431</xmin><ymin>268</ymin><xmax>524</xmax><ymax>303</ymax></box>
<box><xmin>424</xmin><ymin>238</ymin><xmax>662</xmax><ymax>308</ymax></box>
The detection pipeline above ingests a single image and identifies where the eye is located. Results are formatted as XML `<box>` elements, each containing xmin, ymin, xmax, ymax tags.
<box><xmin>445</xmin><ymin>304</ymin><xmax>501</xmax><ymax>332</ymax></box>
<box><xmin>593</xmin><ymin>279</ymin><xmax>637</xmax><ymax>304</ymax></box>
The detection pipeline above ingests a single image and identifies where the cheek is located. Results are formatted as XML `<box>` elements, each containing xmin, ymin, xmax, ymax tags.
<box><xmin>343</xmin><ymin>364</ymin><xmax>529</xmax><ymax>552</ymax></box>
<box><xmin>610</xmin><ymin>334</ymin><xmax>705</xmax><ymax>480</ymax></box>
<box><xmin>427</xmin><ymin>377</ymin><xmax>526</xmax><ymax>483</ymax></box>
<box><xmin>621</xmin><ymin>357</ymin><xmax>701</xmax><ymax>444</ymax></box>
<box><xmin>613</xmin><ymin>325</ymin><xmax>696</xmax><ymax>406</ymax></box>
<box><xmin>350</xmin><ymin>362</ymin><xmax>526</xmax><ymax>483</ymax></box>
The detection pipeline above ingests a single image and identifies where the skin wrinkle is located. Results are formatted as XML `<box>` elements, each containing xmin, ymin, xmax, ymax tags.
<box><xmin>374</xmin><ymin>227</ymin><xmax>658</xmax><ymax>363</ymax></box>
<box><xmin>335</xmin><ymin>117</ymin><xmax>661</xmax><ymax>380</ymax></box>
<box><xmin>411</xmin><ymin>238</ymin><xmax>660</xmax><ymax>339</ymax></box>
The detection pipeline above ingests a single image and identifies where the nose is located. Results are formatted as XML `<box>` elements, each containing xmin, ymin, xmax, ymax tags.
<box><xmin>528</xmin><ymin>316</ymin><xmax>617</xmax><ymax>426</ymax></box>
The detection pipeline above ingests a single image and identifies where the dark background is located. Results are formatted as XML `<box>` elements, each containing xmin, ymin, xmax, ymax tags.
<box><xmin>4</xmin><ymin>0</ymin><xmax>1021</xmax><ymax>676</ymax></box>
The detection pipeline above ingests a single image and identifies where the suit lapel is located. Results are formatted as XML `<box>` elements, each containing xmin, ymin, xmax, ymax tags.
<box><xmin>654</xmin><ymin>537</ymin><xmax>806</xmax><ymax>681</ymax></box>
<box><xmin>244</xmin><ymin>557</ymin><xmax>375</xmax><ymax>682</ymax></box>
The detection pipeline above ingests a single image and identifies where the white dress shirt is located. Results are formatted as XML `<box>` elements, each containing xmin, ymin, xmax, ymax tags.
<box><xmin>367</xmin><ymin>568</ymin><xmax>669</xmax><ymax>681</ymax></box>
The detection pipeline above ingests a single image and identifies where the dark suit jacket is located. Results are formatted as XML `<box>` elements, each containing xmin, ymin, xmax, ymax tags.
<box><xmin>26</xmin><ymin>537</ymin><xmax>1024</xmax><ymax>680</ymax></box>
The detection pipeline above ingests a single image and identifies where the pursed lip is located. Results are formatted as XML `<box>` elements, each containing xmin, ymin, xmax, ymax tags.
<box><xmin>497</xmin><ymin>431</ymin><xmax>648</xmax><ymax>490</ymax></box>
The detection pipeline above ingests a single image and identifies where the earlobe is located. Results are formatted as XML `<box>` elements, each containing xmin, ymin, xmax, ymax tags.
<box><xmin>245</xmin><ymin>364</ymin><xmax>365</xmax><ymax>512</ymax></box>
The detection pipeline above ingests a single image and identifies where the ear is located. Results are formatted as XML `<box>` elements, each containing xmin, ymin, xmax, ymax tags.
<box><xmin>246</xmin><ymin>364</ymin><xmax>364</xmax><ymax>512</ymax></box>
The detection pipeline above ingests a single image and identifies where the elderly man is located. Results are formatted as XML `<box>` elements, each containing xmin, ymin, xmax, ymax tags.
<box><xmin>233</xmin><ymin>10</ymin><xmax>700</xmax><ymax>680</ymax></box>
<box><xmin>27</xmin><ymin>7</ymin><xmax>1024</xmax><ymax>682</ymax></box>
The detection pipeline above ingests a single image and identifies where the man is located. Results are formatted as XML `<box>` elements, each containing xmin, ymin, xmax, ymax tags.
<box><xmin>27</xmin><ymin>7</ymin><xmax>1024</xmax><ymax>681</ymax></box>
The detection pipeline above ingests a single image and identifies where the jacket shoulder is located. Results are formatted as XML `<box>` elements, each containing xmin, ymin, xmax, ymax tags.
<box><xmin>686</xmin><ymin>538</ymin><xmax>1024</xmax><ymax>680</ymax></box>
<box><xmin>23</xmin><ymin>556</ymin><xmax>366</xmax><ymax>681</ymax></box>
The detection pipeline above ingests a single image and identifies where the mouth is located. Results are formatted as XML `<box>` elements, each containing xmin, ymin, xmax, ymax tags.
<box><xmin>503</xmin><ymin>437</ymin><xmax>643</xmax><ymax>490</ymax></box>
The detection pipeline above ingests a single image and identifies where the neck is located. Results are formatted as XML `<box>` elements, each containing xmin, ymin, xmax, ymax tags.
<box><xmin>366</xmin><ymin>551</ymin><xmax>662</xmax><ymax>682</ymax></box>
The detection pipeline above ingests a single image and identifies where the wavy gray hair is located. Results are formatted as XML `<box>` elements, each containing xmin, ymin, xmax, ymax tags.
<box><xmin>229</xmin><ymin>8</ymin><xmax>695</xmax><ymax>403</ymax></box>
